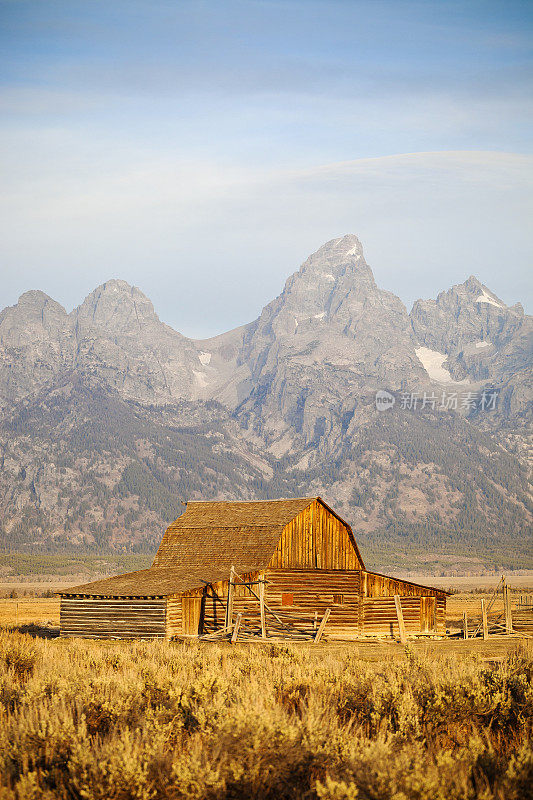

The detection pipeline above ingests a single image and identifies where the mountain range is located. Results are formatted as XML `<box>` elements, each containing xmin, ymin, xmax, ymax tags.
<box><xmin>1</xmin><ymin>235</ymin><xmax>531</xmax><ymax>572</ymax></box>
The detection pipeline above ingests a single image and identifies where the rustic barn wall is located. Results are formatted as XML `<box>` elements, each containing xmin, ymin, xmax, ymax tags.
<box><xmin>184</xmin><ymin>567</ymin><xmax>446</xmax><ymax>639</ymax></box>
<box><xmin>269</xmin><ymin>501</ymin><xmax>363</xmax><ymax>570</ymax></box>
<box><xmin>361</xmin><ymin>595</ymin><xmax>446</xmax><ymax>636</ymax></box>
<box><xmin>60</xmin><ymin>598</ymin><xmax>167</xmax><ymax>639</ymax></box>
<box><xmin>188</xmin><ymin>571</ymin><xmax>261</xmax><ymax>635</ymax></box>
<box><xmin>181</xmin><ymin>595</ymin><xmax>203</xmax><ymax>635</ymax></box>
<box><xmin>166</xmin><ymin>596</ymin><xmax>183</xmax><ymax>637</ymax></box>
<box><xmin>266</xmin><ymin>569</ymin><xmax>362</xmax><ymax>638</ymax></box>
<box><xmin>197</xmin><ymin>569</ymin><xmax>361</xmax><ymax>638</ymax></box>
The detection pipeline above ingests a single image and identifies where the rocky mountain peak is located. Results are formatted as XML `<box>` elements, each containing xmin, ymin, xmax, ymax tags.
<box><xmin>410</xmin><ymin>275</ymin><xmax>531</xmax><ymax>399</ymax></box>
<box><xmin>260</xmin><ymin>234</ymin><xmax>381</xmax><ymax>338</ymax></box>
<box><xmin>449</xmin><ymin>276</ymin><xmax>507</xmax><ymax>311</ymax></box>
<box><xmin>0</xmin><ymin>290</ymin><xmax>69</xmax><ymax>347</ymax></box>
<box><xmin>297</xmin><ymin>234</ymin><xmax>374</xmax><ymax>286</ymax></box>
<box><xmin>302</xmin><ymin>233</ymin><xmax>365</xmax><ymax>268</ymax></box>
<box><xmin>16</xmin><ymin>289</ymin><xmax>65</xmax><ymax>310</ymax></box>
<box><xmin>72</xmin><ymin>279</ymin><xmax>159</xmax><ymax>334</ymax></box>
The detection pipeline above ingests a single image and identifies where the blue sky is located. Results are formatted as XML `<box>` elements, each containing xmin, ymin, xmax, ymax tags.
<box><xmin>1</xmin><ymin>0</ymin><xmax>532</xmax><ymax>336</ymax></box>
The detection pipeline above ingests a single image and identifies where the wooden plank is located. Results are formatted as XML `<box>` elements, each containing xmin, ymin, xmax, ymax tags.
<box><xmin>314</xmin><ymin>607</ymin><xmax>331</xmax><ymax>643</ymax></box>
<box><xmin>225</xmin><ymin>566</ymin><xmax>235</xmax><ymax>629</ymax></box>
<box><xmin>504</xmin><ymin>584</ymin><xmax>513</xmax><ymax>634</ymax></box>
<box><xmin>394</xmin><ymin>595</ymin><xmax>407</xmax><ymax>644</ymax></box>
<box><xmin>481</xmin><ymin>598</ymin><xmax>488</xmax><ymax>640</ymax></box>
<box><xmin>420</xmin><ymin>596</ymin><xmax>437</xmax><ymax>633</ymax></box>
<box><xmin>259</xmin><ymin>576</ymin><xmax>267</xmax><ymax>638</ymax></box>
<box><xmin>231</xmin><ymin>612</ymin><xmax>243</xmax><ymax>644</ymax></box>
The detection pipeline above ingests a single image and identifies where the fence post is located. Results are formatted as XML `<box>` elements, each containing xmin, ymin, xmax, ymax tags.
<box><xmin>258</xmin><ymin>576</ymin><xmax>267</xmax><ymax>639</ymax></box>
<box><xmin>313</xmin><ymin>608</ymin><xmax>331</xmax><ymax>644</ymax></box>
<box><xmin>481</xmin><ymin>599</ymin><xmax>488</xmax><ymax>640</ymax></box>
<box><xmin>225</xmin><ymin>566</ymin><xmax>235</xmax><ymax>630</ymax></box>
<box><xmin>230</xmin><ymin>612</ymin><xmax>242</xmax><ymax>644</ymax></box>
<box><xmin>394</xmin><ymin>595</ymin><xmax>407</xmax><ymax>644</ymax></box>
<box><xmin>504</xmin><ymin>584</ymin><xmax>513</xmax><ymax>634</ymax></box>
<box><xmin>463</xmin><ymin>611</ymin><xmax>468</xmax><ymax>639</ymax></box>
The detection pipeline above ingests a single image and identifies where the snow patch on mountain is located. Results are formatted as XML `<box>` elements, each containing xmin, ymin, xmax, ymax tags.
<box><xmin>198</xmin><ymin>352</ymin><xmax>211</xmax><ymax>366</ymax></box>
<box><xmin>415</xmin><ymin>347</ymin><xmax>455</xmax><ymax>383</ymax></box>
<box><xmin>475</xmin><ymin>341</ymin><xmax>492</xmax><ymax>349</ymax></box>
<box><xmin>476</xmin><ymin>289</ymin><xmax>503</xmax><ymax>308</ymax></box>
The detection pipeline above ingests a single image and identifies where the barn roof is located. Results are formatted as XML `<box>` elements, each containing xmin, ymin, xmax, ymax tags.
<box><xmin>62</xmin><ymin>497</ymin><xmax>343</xmax><ymax>598</ymax></box>
<box><xmin>159</xmin><ymin>498</ymin><xmax>318</xmax><ymax>530</ymax></box>
<box><xmin>152</xmin><ymin>497</ymin><xmax>317</xmax><ymax>570</ymax></box>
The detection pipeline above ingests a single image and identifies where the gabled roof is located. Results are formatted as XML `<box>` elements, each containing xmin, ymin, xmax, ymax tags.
<box><xmin>152</xmin><ymin>498</ymin><xmax>315</xmax><ymax>570</ymax></box>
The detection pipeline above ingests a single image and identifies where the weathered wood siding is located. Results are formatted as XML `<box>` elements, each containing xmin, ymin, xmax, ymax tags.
<box><xmin>420</xmin><ymin>596</ymin><xmax>437</xmax><ymax>633</ymax></box>
<box><xmin>269</xmin><ymin>500</ymin><xmax>363</xmax><ymax>570</ymax></box>
<box><xmin>166</xmin><ymin>596</ymin><xmax>182</xmax><ymax>637</ymax></box>
<box><xmin>60</xmin><ymin>597</ymin><xmax>167</xmax><ymax>638</ymax></box>
<box><xmin>181</xmin><ymin>595</ymin><xmax>203</xmax><ymax>635</ymax></box>
<box><xmin>190</xmin><ymin>569</ymin><xmax>362</xmax><ymax>638</ymax></box>
<box><xmin>362</xmin><ymin>595</ymin><xmax>446</xmax><ymax>636</ymax></box>
<box><xmin>360</xmin><ymin>571</ymin><xmax>446</xmax><ymax>637</ymax></box>
<box><xmin>266</xmin><ymin>569</ymin><xmax>362</xmax><ymax>638</ymax></box>
<box><xmin>180</xmin><ymin>567</ymin><xmax>446</xmax><ymax>639</ymax></box>
<box><xmin>188</xmin><ymin>571</ymin><xmax>261</xmax><ymax>635</ymax></box>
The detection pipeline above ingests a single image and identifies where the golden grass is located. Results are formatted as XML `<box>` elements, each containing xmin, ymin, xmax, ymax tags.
<box><xmin>0</xmin><ymin>628</ymin><xmax>531</xmax><ymax>799</ymax></box>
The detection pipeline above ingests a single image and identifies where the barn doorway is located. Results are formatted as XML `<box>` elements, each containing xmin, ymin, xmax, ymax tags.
<box><xmin>420</xmin><ymin>597</ymin><xmax>437</xmax><ymax>633</ymax></box>
<box><xmin>182</xmin><ymin>596</ymin><xmax>202</xmax><ymax>635</ymax></box>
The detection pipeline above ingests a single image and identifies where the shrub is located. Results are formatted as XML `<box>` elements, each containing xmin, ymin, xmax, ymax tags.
<box><xmin>0</xmin><ymin>633</ymin><xmax>530</xmax><ymax>799</ymax></box>
<box><xmin>0</xmin><ymin>631</ymin><xmax>39</xmax><ymax>680</ymax></box>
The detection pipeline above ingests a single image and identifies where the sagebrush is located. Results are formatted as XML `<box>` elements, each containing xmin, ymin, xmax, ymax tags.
<box><xmin>0</xmin><ymin>630</ymin><xmax>532</xmax><ymax>799</ymax></box>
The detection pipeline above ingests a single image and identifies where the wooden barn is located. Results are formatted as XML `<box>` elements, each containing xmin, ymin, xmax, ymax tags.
<box><xmin>59</xmin><ymin>498</ymin><xmax>448</xmax><ymax>640</ymax></box>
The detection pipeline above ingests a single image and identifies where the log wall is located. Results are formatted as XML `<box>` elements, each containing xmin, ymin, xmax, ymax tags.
<box><xmin>361</xmin><ymin>595</ymin><xmax>446</xmax><ymax>636</ymax></box>
<box><xmin>269</xmin><ymin>500</ymin><xmax>363</xmax><ymax>570</ymax></box>
<box><xmin>194</xmin><ymin>571</ymin><xmax>262</xmax><ymax>635</ymax></box>
<box><xmin>266</xmin><ymin>568</ymin><xmax>362</xmax><ymax>638</ymax></box>
<box><xmin>181</xmin><ymin>567</ymin><xmax>446</xmax><ymax>639</ymax></box>
<box><xmin>196</xmin><ymin>569</ymin><xmax>362</xmax><ymax>638</ymax></box>
<box><xmin>60</xmin><ymin>597</ymin><xmax>167</xmax><ymax>639</ymax></box>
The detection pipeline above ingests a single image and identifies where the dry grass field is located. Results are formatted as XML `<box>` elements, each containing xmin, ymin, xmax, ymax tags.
<box><xmin>1</xmin><ymin>581</ymin><xmax>532</xmax><ymax>798</ymax></box>
<box><xmin>0</xmin><ymin>599</ymin><xmax>60</xmax><ymax>628</ymax></box>
<box><xmin>0</xmin><ymin>628</ymin><xmax>532</xmax><ymax>800</ymax></box>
